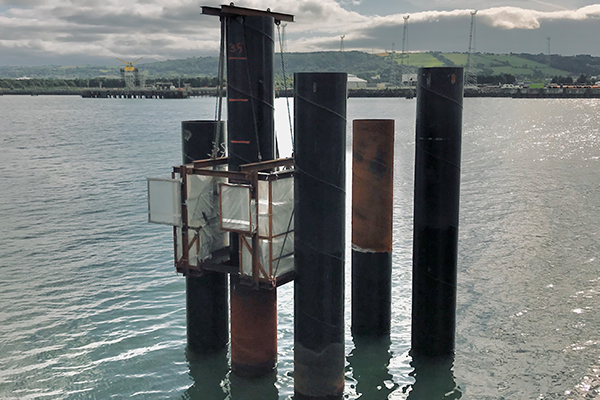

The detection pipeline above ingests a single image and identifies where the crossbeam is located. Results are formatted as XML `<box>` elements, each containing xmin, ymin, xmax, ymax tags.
<box><xmin>201</xmin><ymin>4</ymin><xmax>294</xmax><ymax>22</ymax></box>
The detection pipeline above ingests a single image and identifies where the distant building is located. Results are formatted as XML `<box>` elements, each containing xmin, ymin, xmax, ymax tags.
<box><xmin>155</xmin><ymin>82</ymin><xmax>176</xmax><ymax>90</ymax></box>
<box><xmin>347</xmin><ymin>74</ymin><xmax>367</xmax><ymax>89</ymax></box>
<box><xmin>402</xmin><ymin>74</ymin><xmax>418</xmax><ymax>86</ymax></box>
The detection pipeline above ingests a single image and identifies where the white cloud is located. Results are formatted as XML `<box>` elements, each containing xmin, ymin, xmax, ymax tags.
<box><xmin>479</xmin><ymin>5</ymin><xmax>600</xmax><ymax>29</ymax></box>
<box><xmin>357</xmin><ymin>4</ymin><xmax>600</xmax><ymax>30</ymax></box>
<box><xmin>1</xmin><ymin>1</ymin><xmax>600</xmax><ymax>65</ymax></box>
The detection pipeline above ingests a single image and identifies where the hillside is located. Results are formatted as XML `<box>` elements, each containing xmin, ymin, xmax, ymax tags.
<box><xmin>2</xmin><ymin>51</ymin><xmax>599</xmax><ymax>82</ymax></box>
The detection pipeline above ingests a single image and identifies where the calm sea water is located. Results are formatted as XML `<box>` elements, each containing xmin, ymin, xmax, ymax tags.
<box><xmin>1</xmin><ymin>95</ymin><xmax>599</xmax><ymax>400</ymax></box>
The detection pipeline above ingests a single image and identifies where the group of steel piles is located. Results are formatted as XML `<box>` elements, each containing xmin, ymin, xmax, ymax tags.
<box><xmin>147</xmin><ymin>5</ymin><xmax>464</xmax><ymax>399</ymax></box>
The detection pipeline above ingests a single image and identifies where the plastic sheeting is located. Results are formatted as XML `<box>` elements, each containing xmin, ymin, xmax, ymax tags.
<box><xmin>240</xmin><ymin>176</ymin><xmax>294</xmax><ymax>282</ymax></box>
<box><xmin>220</xmin><ymin>184</ymin><xmax>256</xmax><ymax>233</ymax></box>
<box><xmin>240</xmin><ymin>234</ymin><xmax>294</xmax><ymax>280</ymax></box>
<box><xmin>186</xmin><ymin>174</ymin><xmax>228</xmax><ymax>263</ymax></box>
<box><xmin>270</xmin><ymin>233</ymin><xmax>294</xmax><ymax>276</ymax></box>
<box><xmin>147</xmin><ymin>178</ymin><xmax>182</xmax><ymax>226</ymax></box>
<box><xmin>258</xmin><ymin>178</ymin><xmax>294</xmax><ymax>237</ymax></box>
<box><xmin>176</xmin><ymin>225</ymin><xmax>224</xmax><ymax>268</ymax></box>
<box><xmin>175</xmin><ymin>227</ymin><xmax>197</xmax><ymax>267</ymax></box>
<box><xmin>258</xmin><ymin>180</ymin><xmax>270</xmax><ymax>236</ymax></box>
<box><xmin>241</xmin><ymin>237</ymin><xmax>253</xmax><ymax>278</ymax></box>
<box><xmin>176</xmin><ymin>226</ymin><xmax>182</xmax><ymax>263</ymax></box>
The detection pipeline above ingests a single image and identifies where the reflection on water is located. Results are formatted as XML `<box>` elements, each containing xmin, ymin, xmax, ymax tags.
<box><xmin>185</xmin><ymin>348</ymin><xmax>279</xmax><ymax>400</ymax></box>
<box><xmin>347</xmin><ymin>336</ymin><xmax>398</xmax><ymax>399</ymax></box>
<box><xmin>184</xmin><ymin>349</ymin><xmax>229</xmax><ymax>400</ymax></box>
<box><xmin>228</xmin><ymin>371</ymin><xmax>279</xmax><ymax>400</ymax></box>
<box><xmin>347</xmin><ymin>336</ymin><xmax>461</xmax><ymax>400</ymax></box>
<box><xmin>407</xmin><ymin>353</ymin><xmax>461</xmax><ymax>400</ymax></box>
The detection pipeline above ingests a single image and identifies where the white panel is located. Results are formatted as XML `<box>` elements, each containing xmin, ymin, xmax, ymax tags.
<box><xmin>271</xmin><ymin>178</ymin><xmax>294</xmax><ymax>236</ymax></box>
<box><xmin>147</xmin><ymin>178</ymin><xmax>181</xmax><ymax>226</ymax></box>
<box><xmin>273</xmin><ymin>255</ymin><xmax>294</xmax><ymax>277</ymax></box>
<box><xmin>258</xmin><ymin>238</ymin><xmax>271</xmax><ymax>279</ymax></box>
<box><xmin>272</xmin><ymin>232</ymin><xmax>294</xmax><ymax>278</ymax></box>
<box><xmin>241</xmin><ymin>237</ymin><xmax>253</xmax><ymax>278</ymax></box>
<box><xmin>258</xmin><ymin>180</ymin><xmax>270</xmax><ymax>236</ymax></box>
<box><xmin>188</xmin><ymin>230</ymin><xmax>199</xmax><ymax>267</ymax></box>
<box><xmin>220</xmin><ymin>184</ymin><xmax>255</xmax><ymax>233</ymax></box>
<box><xmin>176</xmin><ymin>226</ymin><xmax>182</xmax><ymax>262</ymax></box>
<box><xmin>187</xmin><ymin>174</ymin><xmax>216</xmax><ymax>229</ymax></box>
<box><xmin>241</xmin><ymin>238</ymin><xmax>276</xmax><ymax>281</ymax></box>
<box><xmin>272</xmin><ymin>233</ymin><xmax>294</xmax><ymax>260</ymax></box>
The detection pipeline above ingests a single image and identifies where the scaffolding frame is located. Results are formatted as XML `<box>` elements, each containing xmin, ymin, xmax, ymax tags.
<box><xmin>171</xmin><ymin>157</ymin><xmax>295</xmax><ymax>288</ymax></box>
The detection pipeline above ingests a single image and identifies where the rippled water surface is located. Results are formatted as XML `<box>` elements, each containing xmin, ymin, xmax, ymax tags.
<box><xmin>1</xmin><ymin>95</ymin><xmax>599</xmax><ymax>399</ymax></box>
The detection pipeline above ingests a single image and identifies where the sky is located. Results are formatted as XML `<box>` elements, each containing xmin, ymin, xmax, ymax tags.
<box><xmin>1</xmin><ymin>0</ymin><xmax>600</xmax><ymax>66</ymax></box>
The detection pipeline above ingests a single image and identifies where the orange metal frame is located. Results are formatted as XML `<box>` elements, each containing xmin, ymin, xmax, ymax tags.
<box><xmin>172</xmin><ymin>157</ymin><xmax>295</xmax><ymax>287</ymax></box>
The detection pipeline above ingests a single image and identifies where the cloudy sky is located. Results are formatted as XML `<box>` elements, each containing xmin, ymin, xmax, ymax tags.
<box><xmin>1</xmin><ymin>0</ymin><xmax>600</xmax><ymax>66</ymax></box>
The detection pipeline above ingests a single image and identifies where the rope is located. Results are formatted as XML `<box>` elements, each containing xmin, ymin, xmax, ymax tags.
<box><xmin>418</xmin><ymin>80</ymin><xmax>464</xmax><ymax>109</ymax></box>
<box><xmin>276</xmin><ymin>22</ymin><xmax>294</xmax><ymax>152</ymax></box>
<box><xmin>240</xmin><ymin>16</ymin><xmax>265</xmax><ymax>162</ymax></box>
<box><xmin>295</xmin><ymin>92</ymin><xmax>348</xmax><ymax>121</ymax></box>
<box><xmin>295</xmin><ymin>237</ymin><xmax>345</xmax><ymax>263</ymax></box>
<box><xmin>416</xmin><ymin>79</ymin><xmax>463</xmax><ymax>170</ymax></box>
<box><xmin>213</xmin><ymin>16</ymin><xmax>226</xmax><ymax>159</ymax></box>
<box><xmin>294</xmin><ymin>165</ymin><xmax>346</xmax><ymax>193</ymax></box>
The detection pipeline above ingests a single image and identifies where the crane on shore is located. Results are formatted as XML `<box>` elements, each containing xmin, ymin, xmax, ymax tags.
<box><xmin>117</xmin><ymin>57</ymin><xmax>143</xmax><ymax>89</ymax></box>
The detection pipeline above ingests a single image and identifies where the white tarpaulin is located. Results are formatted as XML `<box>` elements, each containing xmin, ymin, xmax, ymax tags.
<box><xmin>240</xmin><ymin>176</ymin><xmax>294</xmax><ymax>281</ymax></box>
<box><xmin>258</xmin><ymin>178</ymin><xmax>294</xmax><ymax>236</ymax></box>
<box><xmin>186</xmin><ymin>174</ymin><xmax>227</xmax><ymax>262</ymax></box>
<box><xmin>220</xmin><ymin>184</ymin><xmax>256</xmax><ymax>233</ymax></box>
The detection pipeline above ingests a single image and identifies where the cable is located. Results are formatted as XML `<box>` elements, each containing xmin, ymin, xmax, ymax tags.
<box><xmin>213</xmin><ymin>16</ymin><xmax>226</xmax><ymax>159</ymax></box>
<box><xmin>276</xmin><ymin>22</ymin><xmax>294</xmax><ymax>152</ymax></box>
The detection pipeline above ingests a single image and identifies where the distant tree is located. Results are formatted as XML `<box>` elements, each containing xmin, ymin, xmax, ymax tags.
<box><xmin>531</xmin><ymin>69</ymin><xmax>545</xmax><ymax>79</ymax></box>
<box><xmin>480</xmin><ymin>67</ymin><xmax>494</xmax><ymax>76</ymax></box>
<box><xmin>430</xmin><ymin>52</ymin><xmax>455</xmax><ymax>66</ymax></box>
<box><xmin>552</xmin><ymin>75</ymin><xmax>573</xmax><ymax>84</ymax></box>
<box><xmin>186</xmin><ymin>76</ymin><xmax>220</xmax><ymax>87</ymax></box>
<box><xmin>576</xmin><ymin>74</ymin><xmax>589</xmax><ymax>84</ymax></box>
<box><xmin>477</xmin><ymin>73</ymin><xmax>516</xmax><ymax>85</ymax></box>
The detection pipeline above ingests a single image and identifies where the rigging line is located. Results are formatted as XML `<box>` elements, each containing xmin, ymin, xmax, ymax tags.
<box><xmin>414</xmin><ymin>142</ymin><xmax>462</xmax><ymax>170</ymax></box>
<box><xmin>299</xmin><ymin>309</ymin><xmax>340</xmax><ymax>328</ymax></box>
<box><xmin>418</xmin><ymin>82</ymin><xmax>464</xmax><ymax>109</ymax></box>
<box><xmin>214</xmin><ymin>17</ymin><xmax>225</xmax><ymax>122</ymax></box>
<box><xmin>295</xmin><ymin>237</ymin><xmax>345</xmax><ymax>262</ymax></box>
<box><xmin>227</xmin><ymin>83</ymin><xmax>274</xmax><ymax>110</ymax></box>
<box><xmin>294</xmin><ymin>165</ymin><xmax>346</xmax><ymax>193</ymax></box>
<box><xmin>227</xmin><ymin>149</ymin><xmax>255</xmax><ymax>165</ymax></box>
<box><xmin>276</xmin><ymin>22</ymin><xmax>294</xmax><ymax>151</ymax></box>
<box><xmin>217</xmin><ymin>17</ymin><xmax>226</xmax><ymax>123</ymax></box>
<box><xmin>213</xmin><ymin>16</ymin><xmax>226</xmax><ymax>159</ymax></box>
<box><xmin>295</xmin><ymin>93</ymin><xmax>347</xmax><ymax>121</ymax></box>
<box><xmin>240</xmin><ymin>19</ymin><xmax>263</xmax><ymax>162</ymax></box>
<box><xmin>242</xmin><ymin>20</ymin><xmax>275</xmax><ymax>44</ymax></box>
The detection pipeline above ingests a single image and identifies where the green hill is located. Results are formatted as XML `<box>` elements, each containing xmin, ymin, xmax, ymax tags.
<box><xmin>2</xmin><ymin>51</ymin><xmax>599</xmax><ymax>82</ymax></box>
<box><xmin>391</xmin><ymin>52</ymin><xmax>570</xmax><ymax>79</ymax></box>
